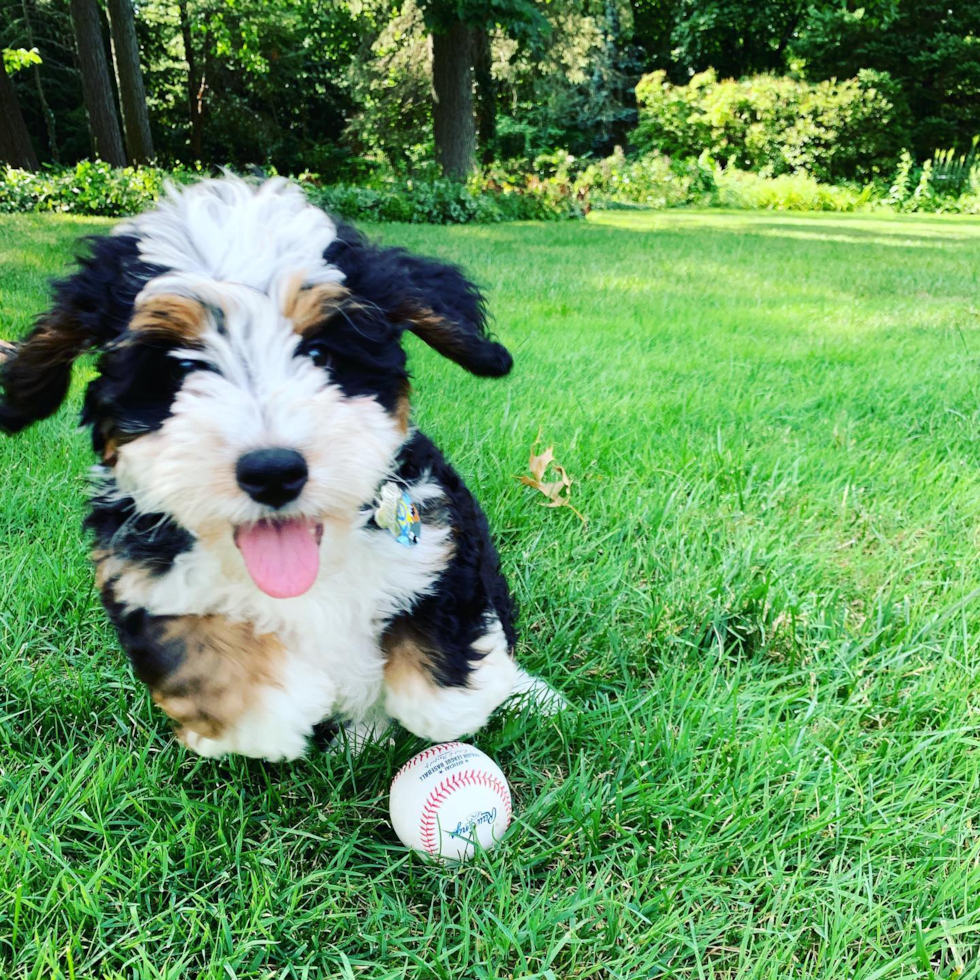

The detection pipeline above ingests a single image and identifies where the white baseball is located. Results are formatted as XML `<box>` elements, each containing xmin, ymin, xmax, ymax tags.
<box><xmin>389</xmin><ymin>742</ymin><xmax>512</xmax><ymax>861</ymax></box>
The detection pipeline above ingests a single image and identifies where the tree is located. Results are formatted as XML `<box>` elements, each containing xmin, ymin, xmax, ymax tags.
<box><xmin>792</xmin><ymin>0</ymin><xmax>980</xmax><ymax>156</ymax></box>
<box><xmin>177</xmin><ymin>0</ymin><xmax>205</xmax><ymax>161</ymax></box>
<box><xmin>0</xmin><ymin>53</ymin><xmax>38</xmax><ymax>168</ymax></box>
<box><xmin>630</xmin><ymin>0</ymin><xmax>678</xmax><ymax>72</ymax></box>
<box><xmin>20</xmin><ymin>0</ymin><xmax>59</xmax><ymax>162</ymax></box>
<box><xmin>472</xmin><ymin>26</ymin><xmax>496</xmax><ymax>165</ymax></box>
<box><xmin>419</xmin><ymin>0</ymin><xmax>548</xmax><ymax>177</ymax></box>
<box><xmin>431</xmin><ymin>20</ymin><xmax>475</xmax><ymax>176</ymax></box>
<box><xmin>106</xmin><ymin>0</ymin><xmax>154</xmax><ymax>163</ymax></box>
<box><xmin>670</xmin><ymin>0</ymin><xmax>808</xmax><ymax>80</ymax></box>
<box><xmin>69</xmin><ymin>0</ymin><xmax>126</xmax><ymax>165</ymax></box>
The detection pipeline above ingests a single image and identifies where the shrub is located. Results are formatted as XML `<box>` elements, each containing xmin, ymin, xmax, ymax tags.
<box><xmin>308</xmin><ymin>174</ymin><xmax>584</xmax><ymax>224</ymax></box>
<box><xmin>576</xmin><ymin>147</ymin><xmax>715</xmax><ymax>208</ymax></box>
<box><xmin>0</xmin><ymin>160</ymin><xmax>192</xmax><ymax>216</ymax></box>
<box><xmin>881</xmin><ymin>143</ymin><xmax>980</xmax><ymax>214</ymax></box>
<box><xmin>634</xmin><ymin>68</ymin><xmax>910</xmax><ymax>183</ymax></box>
<box><xmin>711</xmin><ymin>169</ymin><xmax>877</xmax><ymax>212</ymax></box>
<box><xmin>0</xmin><ymin>163</ymin><xmax>585</xmax><ymax>224</ymax></box>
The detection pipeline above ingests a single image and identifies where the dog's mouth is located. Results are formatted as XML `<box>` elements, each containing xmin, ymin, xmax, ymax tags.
<box><xmin>233</xmin><ymin>518</ymin><xmax>324</xmax><ymax>599</ymax></box>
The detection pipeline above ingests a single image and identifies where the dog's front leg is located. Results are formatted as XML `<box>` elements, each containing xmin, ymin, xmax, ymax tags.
<box><xmin>104</xmin><ymin>592</ymin><xmax>331</xmax><ymax>761</ymax></box>
<box><xmin>382</xmin><ymin>617</ymin><xmax>526</xmax><ymax>742</ymax></box>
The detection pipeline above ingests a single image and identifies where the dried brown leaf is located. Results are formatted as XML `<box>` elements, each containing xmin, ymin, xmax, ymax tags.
<box><xmin>515</xmin><ymin>440</ymin><xmax>585</xmax><ymax>522</ymax></box>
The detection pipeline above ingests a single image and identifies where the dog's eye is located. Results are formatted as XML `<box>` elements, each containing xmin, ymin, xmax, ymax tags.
<box><xmin>302</xmin><ymin>342</ymin><xmax>331</xmax><ymax>368</ymax></box>
<box><xmin>175</xmin><ymin>357</ymin><xmax>213</xmax><ymax>374</ymax></box>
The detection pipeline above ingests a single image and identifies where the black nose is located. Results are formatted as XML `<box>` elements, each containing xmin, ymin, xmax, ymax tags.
<box><xmin>236</xmin><ymin>448</ymin><xmax>308</xmax><ymax>508</ymax></box>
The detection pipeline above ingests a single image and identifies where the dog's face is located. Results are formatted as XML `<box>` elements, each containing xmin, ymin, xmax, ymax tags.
<box><xmin>0</xmin><ymin>176</ymin><xmax>512</xmax><ymax>598</ymax></box>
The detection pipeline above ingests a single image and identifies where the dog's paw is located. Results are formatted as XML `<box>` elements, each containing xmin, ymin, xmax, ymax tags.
<box><xmin>506</xmin><ymin>668</ymin><xmax>570</xmax><ymax>715</ymax></box>
<box><xmin>177</xmin><ymin>723</ymin><xmax>309</xmax><ymax>762</ymax></box>
<box><xmin>178</xmin><ymin>727</ymin><xmax>229</xmax><ymax>759</ymax></box>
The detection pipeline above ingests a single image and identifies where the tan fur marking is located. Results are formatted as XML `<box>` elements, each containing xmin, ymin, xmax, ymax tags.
<box><xmin>150</xmin><ymin>615</ymin><xmax>285</xmax><ymax>741</ymax></box>
<box><xmin>92</xmin><ymin>549</ymin><xmax>111</xmax><ymax>589</ymax></box>
<box><xmin>287</xmin><ymin>282</ymin><xmax>352</xmax><ymax>337</ymax></box>
<box><xmin>130</xmin><ymin>295</ymin><xmax>208</xmax><ymax>343</ymax></box>
<box><xmin>102</xmin><ymin>436</ymin><xmax>119</xmax><ymax>466</ymax></box>
<box><xmin>279</xmin><ymin>271</ymin><xmax>307</xmax><ymax>319</ymax></box>
<box><xmin>397</xmin><ymin>301</ymin><xmax>469</xmax><ymax>361</ymax></box>
<box><xmin>394</xmin><ymin>379</ymin><xmax>411</xmax><ymax>434</ymax></box>
<box><xmin>383</xmin><ymin>624</ymin><xmax>441</xmax><ymax>696</ymax></box>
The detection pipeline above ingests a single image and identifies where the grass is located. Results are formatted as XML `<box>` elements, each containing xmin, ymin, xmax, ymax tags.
<box><xmin>3</xmin><ymin>208</ymin><xmax>980</xmax><ymax>978</ymax></box>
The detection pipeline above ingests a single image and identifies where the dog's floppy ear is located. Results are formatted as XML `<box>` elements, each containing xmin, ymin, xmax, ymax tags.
<box><xmin>0</xmin><ymin>234</ymin><xmax>154</xmax><ymax>434</ymax></box>
<box><xmin>324</xmin><ymin>225</ymin><xmax>513</xmax><ymax>377</ymax></box>
<box><xmin>0</xmin><ymin>306</ymin><xmax>92</xmax><ymax>433</ymax></box>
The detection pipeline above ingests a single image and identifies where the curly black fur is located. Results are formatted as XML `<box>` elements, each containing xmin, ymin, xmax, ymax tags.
<box><xmin>325</xmin><ymin>223</ymin><xmax>513</xmax><ymax>377</ymax></box>
<box><xmin>380</xmin><ymin>431</ymin><xmax>517</xmax><ymax>688</ymax></box>
<box><xmin>85</xmin><ymin>483</ymin><xmax>195</xmax><ymax>575</ymax></box>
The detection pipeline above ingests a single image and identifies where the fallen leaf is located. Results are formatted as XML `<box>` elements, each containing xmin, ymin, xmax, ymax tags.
<box><xmin>515</xmin><ymin>439</ymin><xmax>585</xmax><ymax>522</ymax></box>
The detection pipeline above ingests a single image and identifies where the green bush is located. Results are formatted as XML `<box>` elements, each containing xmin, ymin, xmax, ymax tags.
<box><xmin>884</xmin><ymin>143</ymin><xmax>980</xmax><ymax>214</ymax></box>
<box><xmin>0</xmin><ymin>162</ymin><xmax>585</xmax><ymax>224</ymax></box>
<box><xmin>576</xmin><ymin>147</ymin><xmax>715</xmax><ymax>208</ymax></box>
<box><xmin>308</xmin><ymin>174</ymin><xmax>584</xmax><ymax>224</ymax></box>
<box><xmin>0</xmin><ymin>161</ymin><xmax>191</xmax><ymax>216</ymax></box>
<box><xmin>634</xmin><ymin>68</ymin><xmax>910</xmax><ymax>183</ymax></box>
<box><xmin>712</xmin><ymin>169</ymin><xmax>876</xmax><ymax>212</ymax></box>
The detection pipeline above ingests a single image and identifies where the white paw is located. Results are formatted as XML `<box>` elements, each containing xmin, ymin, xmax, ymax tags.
<box><xmin>179</xmin><ymin>723</ymin><xmax>309</xmax><ymax>762</ymax></box>
<box><xmin>179</xmin><ymin>728</ymin><xmax>229</xmax><ymax>758</ymax></box>
<box><xmin>507</xmin><ymin>668</ymin><xmax>569</xmax><ymax>715</ymax></box>
<box><xmin>324</xmin><ymin>718</ymin><xmax>394</xmax><ymax>756</ymax></box>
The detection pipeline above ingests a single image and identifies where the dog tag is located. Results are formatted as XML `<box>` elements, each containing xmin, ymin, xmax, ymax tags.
<box><xmin>374</xmin><ymin>482</ymin><xmax>421</xmax><ymax>546</ymax></box>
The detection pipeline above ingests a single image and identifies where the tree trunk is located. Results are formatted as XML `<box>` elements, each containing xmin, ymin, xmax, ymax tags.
<box><xmin>178</xmin><ymin>0</ymin><xmax>204</xmax><ymax>161</ymax></box>
<box><xmin>431</xmin><ymin>21</ymin><xmax>475</xmax><ymax>179</ymax></box>
<box><xmin>0</xmin><ymin>59</ymin><xmax>39</xmax><ymax>169</ymax></box>
<box><xmin>22</xmin><ymin>0</ymin><xmax>58</xmax><ymax>162</ymax></box>
<box><xmin>106</xmin><ymin>0</ymin><xmax>154</xmax><ymax>164</ymax></box>
<box><xmin>472</xmin><ymin>26</ymin><xmax>496</xmax><ymax>166</ymax></box>
<box><xmin>69</xmin><ymin>0</ymin><xmax>126</xmax><ymax>166</ymax></box>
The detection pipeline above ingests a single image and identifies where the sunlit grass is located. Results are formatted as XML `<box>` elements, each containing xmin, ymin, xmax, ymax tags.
<box><xmin>3</xmin><ymin>209</ymin><xmax>980</xmax><ymax>978</ymax></box>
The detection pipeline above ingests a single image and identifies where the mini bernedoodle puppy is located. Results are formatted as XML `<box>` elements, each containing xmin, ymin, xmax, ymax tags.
<box><xmin>0</xmin><ymin>175</ymin><xmax>562</xmax><ymax>761</ymax></box>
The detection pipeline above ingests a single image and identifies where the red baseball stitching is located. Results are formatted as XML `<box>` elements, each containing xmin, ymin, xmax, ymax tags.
<box><xmin>417</xmin><ymin>768</ymin><xmax>512</xmax><ymax>855</ymax></box>
<box><xmin>392</xmin><ymin>742</ymin><xmax>464</xmax><ymax>783</ymax></box>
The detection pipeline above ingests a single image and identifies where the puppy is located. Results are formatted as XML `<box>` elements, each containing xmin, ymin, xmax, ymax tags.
<box><xmin>0</xmin><ymin>175</ymin><xmax>559</xmax><ymax>760</ymax></box>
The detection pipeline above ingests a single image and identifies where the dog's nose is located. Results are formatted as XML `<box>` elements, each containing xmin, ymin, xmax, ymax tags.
<box><xmin>236</xmin><ymin>448</ymin><xmax>308</xmax><ymax>508</ymax></box>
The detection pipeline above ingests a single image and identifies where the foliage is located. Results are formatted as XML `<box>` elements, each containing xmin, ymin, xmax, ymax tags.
<box><xmin>342</xmin><ymin>0</ymin><xmax>433</xmax><ymax>171</ymax></box>
<box><xmin>669</xmin><ymin>0</ymin><xmax>808</xmax><ymax>79</ymax></box>
<box><xmin>634</xmin><ymin>67</ymin><xmax>909</xmax><ymax>183</ymax></box>
<box><xmin>561</xmin><ymin>138</ymin><xmax>980</xmax><ymax>215</ymax></box>
<box><xmin>711</xmin><ymin>168</ymin><xmax>875</xmax><ymax>212</ymax></box>
<box><xmin>0</xmin><ymin>162</ymin><xmax>584</xmax><ymax>222</ymax></box>
<box><xmin>575</xmin><ymin>146</ymin><xmax>713</xmax><ymax>208</ymax></box>
<box><xmin>311</xmin><ymin>173</ymin><xmax>584</xmax><ymax>223</ymax></box>
<box><xmin>0</xmin><ymin>161</ymin><xmax>189</xmax><ymax>215</ymax></box>
<box><xmin>880</xmin><ymin>143</ymin><xmax>980</xmax><ymax>215</ymax></box>
<box><xmin>791</xmin><ymin>0</ymin><xmax>980</xmax><ymax>158</ymax></box>
<box><xmin>492</xmin><ymin>0</ymin><xmax>640</xmax><ymax>162</ymax></box>
<box><xmin>416</xmin><ymin>0</ymin><xmax>547</xmax><ymax>38</ymax></box>
<box><xmin>3</xmin><ymin>0</ymin><xmax>980</xmax><ymax>186</ymax></box>
<box><xmin>2</xmin><ymin>46</ymin><xmax>41</xmax><ymax>74</ymax></box>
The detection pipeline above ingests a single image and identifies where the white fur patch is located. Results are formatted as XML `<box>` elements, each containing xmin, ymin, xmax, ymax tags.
<box><xmin>115</xmin><ymin>175</ymin><xmax>342</xmax><ymax>293</ymax></box>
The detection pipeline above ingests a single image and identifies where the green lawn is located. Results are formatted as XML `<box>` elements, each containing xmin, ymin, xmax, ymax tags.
<box><xmin>4</xmin><ymin>208</ymin><xmax>980</xmax><ymax>979</ymax></box>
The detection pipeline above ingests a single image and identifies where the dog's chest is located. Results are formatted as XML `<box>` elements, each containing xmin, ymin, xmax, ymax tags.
<box><xmin>108</xmin><ymin>519</ymin><xmax>453</xmax><ymax>714</ymax></box>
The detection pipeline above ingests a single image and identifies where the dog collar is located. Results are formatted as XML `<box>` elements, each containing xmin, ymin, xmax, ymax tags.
<box><xmin>373</xmin><ymin>482</ymin><xmax>420</xmax><ymax>547</ymax></box>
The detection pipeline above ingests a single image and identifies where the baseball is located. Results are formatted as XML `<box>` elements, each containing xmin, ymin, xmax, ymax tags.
<box><xmin>389</xmin><ymin>742</ymin><xmax>512</xmax><ymax>861</ymax></box>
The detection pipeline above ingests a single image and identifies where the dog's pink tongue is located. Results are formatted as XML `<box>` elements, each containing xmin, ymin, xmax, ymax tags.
<box><xmin>235</xmin><ymin>519</ymin><xmax>320</xmax><ymax>598</ymax></box>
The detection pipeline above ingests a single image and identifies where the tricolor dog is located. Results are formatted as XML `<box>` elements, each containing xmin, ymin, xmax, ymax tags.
<box><xmin>0</xmin><ymin>175</ymin><xmax>561</xmax><ymax>760</ymax></box>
